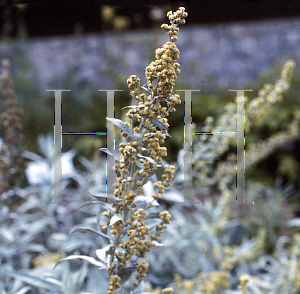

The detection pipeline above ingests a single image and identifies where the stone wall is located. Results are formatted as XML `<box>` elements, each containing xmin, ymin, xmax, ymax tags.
<box><xmin>0</xmin><ymin>16</ymin><xmax>300</xmax><ymax>92</ymax></box>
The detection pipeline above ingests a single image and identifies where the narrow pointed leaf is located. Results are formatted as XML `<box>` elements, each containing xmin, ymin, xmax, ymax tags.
<box><xmin>144</xmin><ymin>133</ymin><xmax>155</xmax><ymax>138</ymax></box>
<box><xmin>0</xmin><ymin>270</ymin><xmax>61</xmax><ymax>291</ymax></box>
<box><xmin>99</xmin><ymin>148</ymin><xmax>119</xmax><ymax>162</ymax></box>
<box><xmin>121</xmin><ymin>104</ymin><xmax>146</xmax><ymax>111</ymax></box>
<box><xmin>141</xmin><ymin>173</ymin><xmax>155</xmax><ymax>185</ymax></box>
<box><xmin>129</xmin><ymin>133</ymin><xmax>142</xmax><ymax>141</ymax></box>
<box><xmin>162</xmin><ymin>191</ymin><xmax>184</xmax><ymax>202</ymax></box>
<box><xmin>136</xmin><ymin>153</ymin><xmax>156</xmax><ymax>165</ymax></box>
<box><xmin>106</xmin><ymin>117</ymin><xmax>131</xmax><ymax>136</ymax></box>
<box><xmin>88</xmin><ymin>190</ymin><xmax>124</xmax><ymax>204</ymax></box>
<box><xmin>54</xmin><ymin>255</ymin><xmax>106</xmax><ymax>269</ymax></box>
<box><xmin>131</xmin><ymin>173</ymin><xmax>154</xmax><ymax>190</ymax></box>
<box><xmin>141</xmin><ymin>85</ymin><xmax>151</xmax><ymax>93</ymax></box>
<box><xmin>151</xmin><ymin>118</ymin><xmax>169</xmax><ymax>130</ymax></box>
<box><xmin>77</xmin><ymin>201</ymin><xmax>101</xmax><ymax>209</ymax></box>
<box><xmin>134</xmin><ymin>196</ymin><xmax>159</xmax><ymax>206</ymax></box>
<box><xmin>70</xmin><ymin>227</ymin><xmax>111</xmax><ymax>242</ymax></box>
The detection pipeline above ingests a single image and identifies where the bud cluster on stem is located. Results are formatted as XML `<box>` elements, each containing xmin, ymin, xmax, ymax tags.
<box><xmin>101</xmin><ymin>7</ymin><xmax>188</xmax><ymax>293</ymax></box>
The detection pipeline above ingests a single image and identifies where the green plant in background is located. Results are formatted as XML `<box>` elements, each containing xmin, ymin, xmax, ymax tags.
<box><xmin>235</xmin><ymin>233</ymin><xmax>300</xmax><ymax>294</ymax></box>
<box><xmin>144</xmin><ymin>182</ymin><xmax>270</xmax><ymax>289</ymax></box>
<box><xmin>189</xmin><ymin>59</ymin><xmax>296</xmax><ymax>194</ymax></box>
<box><xmin>144</xmin><ymin>201</ymin><xmax>300</xmax><ymax>294</ymax></box>
<box><xmin>0</xmin><ymin>129</ymin><xmax>85</xmax><ymax>293</ymax></box>
<box><xmin>0</xmin><ymin>31</ymin><xmax>55</xmax><ymax>157</ymax></box>
<box><xmin>0</xmin><ymin>58</ymin><xmax>27</xmax><ymax>194</ymax></box>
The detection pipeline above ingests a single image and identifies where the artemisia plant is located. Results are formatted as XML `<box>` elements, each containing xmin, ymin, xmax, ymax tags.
<box><xmin>57</xmin><ymin>7</ymin><xmax>187</xmax><ymax>294</ymax></box>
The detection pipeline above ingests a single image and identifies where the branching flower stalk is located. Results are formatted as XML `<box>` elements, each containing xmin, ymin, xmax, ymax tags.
<box><xmin>191</xmin><ymin>59</ymin><xmax>295</xmax><ymax>191</ymax></box>
<box><xmin>100</xmin><ymin>7</ymin><xmax>188</xmax><ymax>293</ymax></box>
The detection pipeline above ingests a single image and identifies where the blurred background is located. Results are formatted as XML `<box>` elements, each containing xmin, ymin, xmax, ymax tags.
<box><xmin>0</xmin><ymin>0</ymin><xmax>300</xmax><ymax>186</ymax></box>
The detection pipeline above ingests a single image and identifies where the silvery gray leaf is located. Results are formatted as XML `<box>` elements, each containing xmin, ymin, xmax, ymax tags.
<box><xmin>106</xmin><ymin>117</ymin><xmax>131</xmax><ymax>136</ymax></box>
<box><xmin>129</xmin><ymin>133</ymin><xmax>142</xmax><ymax>141</ymax></box>
<box><xmin>121</xmin><ymin>104</ymin><xmax>146</xmax><ymax>111</ymax></box>
<box><xmin>151</xmin><ymin>118</ymin><xmax>169</xmax><ymax>130</ymax></box>
<box><xmin>0</xmin><ymin>270</ymin><xmax>62</xmax><ymax>291</ymax></box>
<box><xmin>69</xmin><ymin>227</ymin><xmax>111</xmax><ymax>242</ymax></box>
<box><xmin>95</xmin><ymin>245</ymin><xmax>111</xmax><ymax>264</ymax></box>
<box><xmin>109</xmin><ymin>215</ymin><xmax>124</xmax><ymax>226</ymax></box>
<box><xmin>134</xmin><ymin>196</ymin><xmax>159</xmax><ymax>207</ymax></box>
<box><xmin>23</xmin><ymin>244</ymin><xmax>48</xmax><ymax>254</ymax></box>
<box><xmin>88</xmin><ymin>190</ymin><xmax>124</xmax><ymax>204</ymax></box>
<box><xmin>54</xmin><ymin>255</ymin><xmax>106</xmax><ymax>269</ymax></box>
<box><xmin>162</xmin><ymin>98</ymin><xmax>171</xmax><ymax>104</ymax></box>
<box><xmin>131</xmin><ymin>172</ymin><xmax>154</xmax><ymax>191</ymax></box>
<box><xmin>142</xmin><ymin>181</ymin><xmax>155</xmax><ymax>198</ymax></box>
<box><xmin>22</xmin><ymin>150</ymin><xmax>45</xmax><ymax>162</ymax></box>
<box><xmin>99</xmin><ymin>148</ymin><xmax>119</xmax><ymax>162</ymax></box>
<box><xmin>162</xmin><ymin>98</ymin><xmax>171</xmax><ymax>105</ymax></box>
<box><xmin>141</xmin><ymin>86</ymin><xmax>151</xmax><ymax>93</ymax></box>
<box><xmin>162</xmin><ymin>191</ymin><xmax>184</xmax><ymax>202</ymax></box>
<box><xmin>144</xmin><ymin>133</ymin><xmax>155</xmax><ymax>138</ymax></box>
<box><xmin>142</xmin><ymin>173</ymin><xmax>155</xmax><ymax>186</ymax></box>
<box><xmin>136</xmin><ymin>153</ymin><xmax>156</xmax><ymax>165</ymax></box>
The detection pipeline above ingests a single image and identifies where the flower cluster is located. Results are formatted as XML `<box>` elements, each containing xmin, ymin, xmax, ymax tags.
<box><xmin>150</xmin><ymin>211</ymin><xmax>172</xmax><ymax>241</ymax></box>
<box><xmin>189</xmin><ymin>59</ymin><xmax>295</xmax><ymax>193</ymax></box>
<box><xmin>124</xmin><ymin>7</ymin><xmax>187</xmax><ymax>137</ymax></box>
<box><xmin>161</xmin><ymin>8</ymin><xmax>187</xmax><ymax>41</ymax></box>
<box><xmin>151</xmin><ymin>165</ymin><xmax>175</xmax><ymax>199</ymax></box>
<box><xmin>246</xmin><ymin>60</ymin><xmax>295</xmax><ymax>124</ymax></box>
<box><xmin>132</xmin><ymin>260</ymin><xmax>149</xmax><ymax>286</ymax></box>
<box><xmin>107</xmin><ymin>275</ymin><xmax>121</xmax><ymax>294</ymax></box>
<box><xmin>98</xmin><ymin>8</ymin><xmax>188</xmax><ymax>292</ymax></box>
<box><xmin>114</xmin><ymin>9</ymin><xmax>188</xmax><ymax>207</ymax></box>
